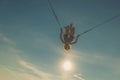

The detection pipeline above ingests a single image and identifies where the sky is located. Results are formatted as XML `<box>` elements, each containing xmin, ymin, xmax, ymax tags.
<box><xmin>0</xmin><ymin>0</ymin><xmax>120</xmax><ymax>80</ymax></box>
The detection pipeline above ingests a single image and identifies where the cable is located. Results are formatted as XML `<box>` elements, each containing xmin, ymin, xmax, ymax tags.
<box><xmin>48</xmin><ymin>0</ymin><xmax>61</xmax><ymax>27</ymax></box>
<box><xmin>79</xmin><ymin>13</ymin><xmax>120</xmax><ymax>36</ymax></box>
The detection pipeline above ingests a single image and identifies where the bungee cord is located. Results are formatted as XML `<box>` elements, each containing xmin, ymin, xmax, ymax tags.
<box><xmin>48</xmin><ymin>0</ymin><xmax>61</xmax><ymax>27</ymax></box>
<box><xmin>79</xmin><ymin>13</ymin><xmax>120</xmax><ymax>36</ymax></box>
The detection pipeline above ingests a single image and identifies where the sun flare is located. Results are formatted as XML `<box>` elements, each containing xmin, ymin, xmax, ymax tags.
<box><xmin>63</xmin><ymin>60</ymin><xmax>72</xmax><ymax>71</ymax></box>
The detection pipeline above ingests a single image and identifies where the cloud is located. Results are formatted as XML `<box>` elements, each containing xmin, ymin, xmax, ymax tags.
<box><xmin>0</xmin><ymin>46</ymin><xmax>22</xmax><ymax>67</ymax></box>
<box><xmin>0</xmin><ymin>33</ymin><xmax>15</xmax><ymax>45</ymax></box>
<box><xmin>0</xmin><ymin>37</ymin><xmax>56</xmax><ymax>80</ymax></box>
<box><xmin>19</xmin><ymin>60</ymin><xmax>56</xmax><ymax>80</ymax></box>
<box><xmin>0</xmin><ymin>59</ymin><xmax>61</xmax><ymax>80</ymax></box>
<box><xmin>0</xmin><ymin>65</ymin><xmax>21</xmax><ymax>80</ymax></box>
<box><xmin>74</xmin><ymin>74</ymin><xmax>85</xmax><ymax>80</ymax></box>
<box><xmin>17</xmin><ymin>72</ymin><xmax>40</xmax><ymax>80</ymax></box>
<box><xmin>70</xmin><ymin>49</ymin><xmax>107</xmax><ymax>64</ymax></box>
<box><xmin>0</xmin><ymin>43</ymin><xmax>61</xmax><ymax>80</ymax></box>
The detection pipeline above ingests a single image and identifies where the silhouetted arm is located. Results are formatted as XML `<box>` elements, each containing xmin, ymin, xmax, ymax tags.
<box><xmin>71</xmin><ymin>34</ymin><xmax>80</xmax><ymax>44</ymax></box>
<box><xmin>60</xmin><ymin>28</ymin><xmax>64</xmax><ymax>44</ymax></box>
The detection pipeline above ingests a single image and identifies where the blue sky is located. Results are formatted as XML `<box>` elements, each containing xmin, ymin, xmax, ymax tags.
<box><xmin>0</xmin><ymin>0</ymin><xmax>120</xmax><ymax>80</ymax></box>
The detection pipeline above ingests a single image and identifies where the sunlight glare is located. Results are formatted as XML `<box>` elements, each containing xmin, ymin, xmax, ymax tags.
<box><xmin>63</xmin><ymin>60</ymin><xmax>72</xmax><ymax>71</ymax></box>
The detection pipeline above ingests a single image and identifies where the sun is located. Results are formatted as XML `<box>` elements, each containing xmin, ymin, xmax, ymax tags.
<box><xmin>63</xmin><ymin>60</ymin><xmax>72</xmax><ymax>71</ymax></box>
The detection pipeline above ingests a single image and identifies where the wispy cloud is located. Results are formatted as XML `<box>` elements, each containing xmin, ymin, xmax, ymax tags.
<box><xmin>0</xmin><ymin>59</ymin><xmax>60</xmax><ymax>80</ymax></box>
<box><xmin>19</xmin><ymin>60</ymin><xmax>57</xmax><ymax>80</ymax></box>
<box><xmin>70</xmin><ymin>49</ymin><xmax>107</xmax><ymax>64</ymax></box>
<box><xmin>17</xmin><ymin>72</ymin><xmax>40</xmax><ymax>80</ymax></box>
<box><xmin>0</xmin><ymin>43</ymin><xmax>61</xmax><ymax>80</ymax></box>
<box><xmin>1</xmin><ymin>43</ymin><xmax>119</xmax><ymax>80</ymax></box>
<box><xmin>0</xmin><ymin>33</ymin><xmax>15</xmax><ymax>45</ymax></box>
<box><xmin>1</xmin><ymin>50</ymin><xmax>120</xmax><ymax>80</ymax></box>
<box><xmin>74</xmin><ymin>74</ymin><xmax>85</xmax><ymax>80</ymax></box>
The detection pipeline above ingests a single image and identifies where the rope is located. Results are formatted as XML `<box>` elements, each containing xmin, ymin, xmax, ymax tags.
<box><xmin>79</xmin><ymin>13</ymin><xmax>120</xmax><ymax>36</ymax></box>
<box><xmin>48</xmin><ymin>0</ymin><xmax>61</xmax><ymax>27</ymax></box>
